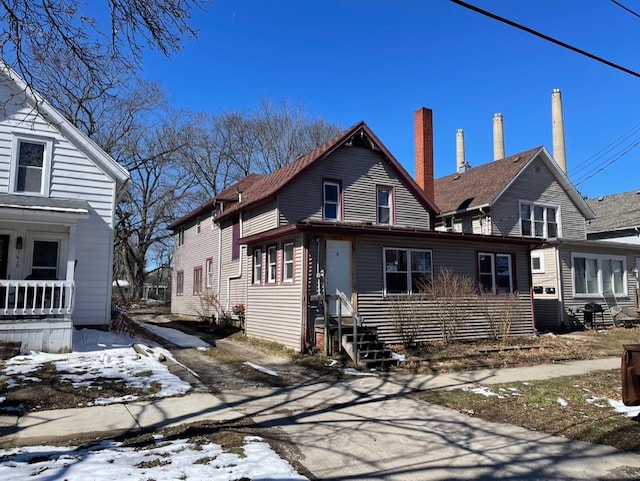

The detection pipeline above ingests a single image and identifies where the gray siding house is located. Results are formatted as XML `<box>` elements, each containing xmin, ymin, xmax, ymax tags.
<box><xmin>171</xmin><ymin>109</ymin><xmax>538</xmax><ymax>351</ymax></box>
<box><xmin>0</xmin><ymin>65</ymin><xmax>130</xmax><ymax>352</ymax></box>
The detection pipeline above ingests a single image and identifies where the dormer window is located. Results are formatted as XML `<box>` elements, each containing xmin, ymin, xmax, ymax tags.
<box><xmin>323</xmin><ymin>180</ymin><xmax>341</xmax><ymax>221</ymax></box>
<box><xmin>520</xmin><ymin>202</ymin><xmax>559</xmax><ymax>239</ymax></box>
<box><xmin>10</xmin><ymin>137</ymin><xmax>53</xmax><ymax>196</ymax></box>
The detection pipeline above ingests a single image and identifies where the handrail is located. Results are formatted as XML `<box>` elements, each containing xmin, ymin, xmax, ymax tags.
<box><xmin>0</xmin><ymin>280</ymin><xmax>75</xmax><ymax>316</ymax></box>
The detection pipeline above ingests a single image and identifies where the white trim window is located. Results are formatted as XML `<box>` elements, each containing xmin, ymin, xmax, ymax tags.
<box><xmin>531</xmin><ymin>251</ymin><xmax>545</xmax><ymax>274</ymax></box>
<box><xmin>520</xmin><ymin>202</ymin><xmax>559</xmax><ymax>239</ymax></box>
<box><xmin>267</xmin><ymin>245</ymin><xmax>277</xmax><ymax>283</ymax></box>
<box><xmin>283</xmin><ymin>242</ymin><xmax>294</xmax><ymax>282</ymax></box>
<box><xmin>479</xmin><ymin>252</ymin><xmax>514</xmax><ymax>294</ymax></box>
<box><xmin>323</xmin><ymin>181</ymin><xmax>341</xmax><ymax>221</ymax></box>
<box><xmin>206</xmin><ymin>258</ymin><xmax>214</xmax><ymax>288</ymax></box>
<box><xmin>384</xmin><ymin>248</ymin><xmax>432</xmax><ymax>294</ymax></box>
<box><xmin>10</xmin><ymin>137</ymin><xmax>53</xmax><ymax>195</ymax></box>
<box><xmin>253</xmin><ymin>248</ymin><xmax>262</xmax><ymax>285</ymax></box>
<box><xmin>572</xmin><ymin>253</ymin><xmax>626</xmax><ymax>297</ymax></box>
<box><xmin>377</xmin><ymin>186</ymin><xmax>393</xmax><ymax>225</ymax></box>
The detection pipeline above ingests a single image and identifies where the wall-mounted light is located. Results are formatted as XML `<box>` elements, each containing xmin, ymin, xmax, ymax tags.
<box><xmin>15</xmin><ymin>237</ymin><xmax>23</xmax><ymax>250</ymax></box>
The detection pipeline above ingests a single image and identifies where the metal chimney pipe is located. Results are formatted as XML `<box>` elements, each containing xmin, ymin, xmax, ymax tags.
<box><xmin>493</xmin><ymin>113</ymin><xmax>505</xmax><ymax>161</ymax></box>
<box><xmin>552</xmin><ymin>89</ymin><xmax>567</xmax><ymax>174</ymax></box>
<box><xmin>456</xmin><ymin>129</ymin><xmax>466</xmax><ymax>173</ymax></box>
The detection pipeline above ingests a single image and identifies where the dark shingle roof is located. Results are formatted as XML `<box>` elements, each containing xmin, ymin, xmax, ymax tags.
<box><xmin>0</xmin><ymin>193</ymin><xmax>89</xmax><ymax>212</ymax></box>
<box><xmin>586</xmin><ymin>190</ymin><xmax>640</xmax><ymax>233</ymax></box>
<box><xmin>434</xmin><ymin>147</ymin><xmax>542</xmax><ymax>214</ymax></box>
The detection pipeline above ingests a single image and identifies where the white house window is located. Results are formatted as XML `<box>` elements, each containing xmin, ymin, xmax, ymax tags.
<box><xmin>479</xmin><ymin>252</ymin><xmax>513</xmax><ymax>294</ymax></box>
<box><xmin>323</xmin><ymin>181</ymin><xmax>341</xmax><ymax>221</ymax></box>
<box><xmin>206</xmin><ymin>258</ymin><xmax>214</xmax><ymax>288</ymax></box>
<box><xmin>573</xmin><ymin>253</ymin><xmax>626</xmax><ymax>296</ymax></box>
<box><xmin>283</xmin><ymin>242</ymin><xmax>294</xmax><ymax>282</ymax></box>
<box><xmin>267</xmin><ymin>245</ymin><xmax>277</xmax><ymax>283</ymax></box>
<box><xmin>11</xmin><ymin>138</ymin><xmax>52</xmax><ymax>195</ymax></box>
<box><xmin>520</xmin><ymin>202</ymin><xmax>559</xmax><ymax>239</ymax></box>
<box><xmin>377</xmin><ymin>186</ymin><xmax>393</xmax><ymax>225</ymax></box>
<box><xmin>177</xmin><ymin>227</ymin><xmax>185</xmax><ymax>247</ymax></box>
<box><xmin>384</xmin><ymin>248</ymin><xmax>433</xmax><ymax>294</ymax></box>
<box><xmin>531</xmin><ymin>251</ymin><xmax>545</xmax><ymax>274</ymax></box>
<box><xmin>253</xmin><ymin>248</ymin><xmax>262</xmax><ymax>285</ymax></box>
<box><xmin>31</xmin><ymin>240</ymin><xmax>59</xmax><ymax>279</ymax></box>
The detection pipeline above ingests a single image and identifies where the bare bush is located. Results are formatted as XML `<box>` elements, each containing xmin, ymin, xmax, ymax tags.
<box><xmin>196</xmin><ymin>289</ymin><xmax>222</xmax><ymax>323</ymax></box>
<box><xmin>422</xmin><ymin>267</ymin><xmax>477</xmax><ymax>343</ymax></box>
<box><xmin>481</xmin><ymin>292</ymin><xmax>520</xmax><ymax>341</ymax></box>
<box><xmin>389</xmin><ymin>295</ymin><xmax>424</xmax><ymax>348</ymax></box>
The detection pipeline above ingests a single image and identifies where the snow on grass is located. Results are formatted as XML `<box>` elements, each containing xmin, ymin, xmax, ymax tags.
<box><xmin>138</xmin><ymin>322</ymin><xmax>211</xmax><ymax>349</ymax></box>
<box><xmin>0</xmin><ymin>436</ymin><xmax>308</xmax><ymax>481</ymax></box>
<box><xmin>340</xmin><ymin>368</ymin><xmax>379</xmax><ymax>377</ymax></box>
<box><xmin>244</xmin><ymin>361</ymin><xmax>278</xmax><ymax>376</ymax></box>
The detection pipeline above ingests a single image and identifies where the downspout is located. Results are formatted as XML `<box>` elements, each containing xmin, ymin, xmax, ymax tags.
<box><xmin>302</xmin><ymin>236</ymin><xmax>310</xmax><ymax>351</ymax></box>
<box><xmin>226</xmin><ymin>210</ymin><xmax>244</xmax><ymax>311</ymax></box>
<box><xmin>554</xmin><ymin>245</ymin><xmax>564</xmax><ymax>329</ymax></box>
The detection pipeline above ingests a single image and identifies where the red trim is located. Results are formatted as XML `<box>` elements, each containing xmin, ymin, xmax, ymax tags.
<box><xmin>176</xmin><ymin>270</ymin><xmax>184</xmax><ymax>296</ymax></box>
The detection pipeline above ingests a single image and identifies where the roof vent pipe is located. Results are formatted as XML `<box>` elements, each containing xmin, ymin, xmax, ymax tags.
<box><xmin>552</xmin><ymin>88</ymin><xmax>567</xmax><ymax>174</ymax></box>
<box><xmin>493</xmin><ymin>113</ymin><xmax>505</xmax><ymax>161</ymax></box>
<box><xmin>456</xmin><ymin>129</ymin><xmax>467</xmax><ymax>173</ymax></box>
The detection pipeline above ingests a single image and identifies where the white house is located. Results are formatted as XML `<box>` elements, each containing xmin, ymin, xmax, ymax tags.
<box><xmin>0</xmin><ymin>64</ymin><xmax>129</xmax><ymax>352</ymax></box>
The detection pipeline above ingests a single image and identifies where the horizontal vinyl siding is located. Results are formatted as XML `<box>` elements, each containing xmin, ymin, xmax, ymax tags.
<box><xmin>493</xmin><ymin>158</ymin><xmax>587</xmax><ymax>240</ymax></box>
<box><xmin>354</xmin><ymin>235</ymin><xmax>533</xmax><ymax>344</ymax></box>
<box><xmin>243</xmin><ymin>202</ymin><xmax>278</xmax><ymax>236</ymax></box>
<box><xmin>278</xmin><ymin>146</ymin><xmax>431</xmax><ymax>228</ymax></box>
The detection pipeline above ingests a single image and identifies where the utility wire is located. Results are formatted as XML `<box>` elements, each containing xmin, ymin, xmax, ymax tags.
<box><xmin>450</xmin><ymin>0</ymin><xmax>640</xmax><ymax>78</ymax></box>
<box><xmin>611</xmin><ymin>0</ymin><xmax>640</xmax><ymax>19</ymax></box>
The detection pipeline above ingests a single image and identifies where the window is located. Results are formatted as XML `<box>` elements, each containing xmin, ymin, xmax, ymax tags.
<box><xmin>31</xmin><ymin>240</ymin><xmax>59</xmax><ymax>279</ymax></box>
<box><xmin>377</xmin><ymin>186</ymin><xmax>393</xmax><ymax>225</ymax></box>
<box><xmin>176</xmin><ymin>227</ymin><xmax>185</xmax><ymax>247</ymax></box>
<box><xmin>253</xmin><ymin>248</ymin><xmax>262</xmax><ymax>284</ymax></box>
<box><xmin>176</xmin><ymin>271</ymin><xmax>184</xmax><ymax>296</ymax></box>
<box><xmin>11</xmin><ymin>138</ymin><xmax>51</xmax><ymax>195</ymax></box>
<box><xmin>572</xmin><ymin>253</ymin><xmax>626</xmax><ymax>296</ymax></box>
<box><xmin>520</xmin><ymin>202</ymin><xmax>559</xmax><ymax>239</ymax></box>
<box><xmin>283</xmin><ymin>242</ymin><xmax>294</xmax><ymax>282</ymax></box>
<box><xmin>479</xmin><ymin>252</ymin><xmax>513</xmax><ymax>294</ymax></box>
<box><xmin>531</xmin><ymin>251</ymin><xmax>544</xmax><ymax>274</ymax></box>
<box><xmin>384</xmin><ymin>248</ymin><xmax>433</xmax><ymax>294</ymax></box>
<box><xmin>206</xmin><ymin>258</ymin><xmax>214</xmax><ymax>288</ymax></box>
<box><xmin>267</xmin><ymin>245</ymin><xmax>277</xmax><ymax>283</ymax></box>
<box><xmin>196</xmin><ymin>217</ymin><xmax>201</xmax><ymax>235</ymax></box>
<box><xmin>193</xmin><ymin>267</ymin><xmax>203</xmax><ymax>295</ymax></box>
<box><xmin>323</xmin><ymin>181</ymin><xmax>341</xmax><ymax>220</ymax></box>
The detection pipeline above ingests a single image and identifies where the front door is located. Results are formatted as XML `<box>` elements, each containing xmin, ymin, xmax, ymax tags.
<box><xmin>326</xmin><ymin>239</ymin><xmax>352</xmax><ymax>316</ymax></box>
<box><xmin>0</xmin><ymin>235</ymin><xmax>8</xmax><ymax>279</ymax></box>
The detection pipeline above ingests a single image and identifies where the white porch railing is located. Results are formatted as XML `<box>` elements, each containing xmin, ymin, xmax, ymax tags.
<box><xmin>0</xmin><ymin>280</ymin><xmax>75</xmax><ymax>316</ymax></box>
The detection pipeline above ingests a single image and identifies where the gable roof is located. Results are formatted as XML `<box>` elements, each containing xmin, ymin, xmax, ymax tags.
<box><xmin>586</xmin><ymin>190</ymin><xmax>640</xmax><ymax>234</ymax></box>
<box><xmin>434</xmin><ymin>146</ymin><xmax>595</xmax><ymax>220</ymax></box>
<box><xmin>0</xmin><ymin>63</ymin><xmax>130</xmax><ymax>188</ymax></box>
<box><xmin>171</xmin><ymin>121</ymin><xmax>440</xmax><ymax>229</ymax></box>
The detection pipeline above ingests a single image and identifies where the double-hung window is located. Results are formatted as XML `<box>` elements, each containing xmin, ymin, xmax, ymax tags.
<box><xmin>11</xmin><ymin>138</ymin><xmax>52</xmax><ymax>195</ymax></box>
<box><xmin>384</xmin><ymin>248</ymin><xmax>433</xmax><ymax>294</ymax></box>
<box><xmin>253</xmin><ymin>248</ymin><xmax>262</xmax><ymax>285</ymax></box>
<box><xmin>176</xmin><ymin>227</ymin><xmax>185</xmax><ymax>247</ymax></box>
<box><xmin>31</xmin><ymin>240</ymin><xmax>59</xmax><ymax>279</ymax></box>
<box><xmin>377</xmin><ymin>186</ymin><xmax>393</xmax><ymax>225</ymax></box>
<box><xmin>479</xmin><ymin>252</ymin><xmax>514</xmax><ymax>294</ymax></box>
<box><xmin>193</xmin><ymin>267</ymin><xmax>203</xmax><ymax>295</ymax></box>
<box><xmin>323</xmin><ymin>181</ymin><xmax>341</xmax><ymax>221</ymax></box>
<box><xmin>267</xmin><ymin>246</ymin><xmax>277</xmax><ymax>283</ymax></box>
<box><xmin>206</xmin><ymin>258</ymin><xmax>214</xmax><ymax>288</ymax></box>
<box><xmin>176</xmin><ymin>271</ymin><xmax>184</xmax><ymax>296</ymax></box>
<box><xmin>520</xmin><ymin>202</ymin><xmax>559</xmax><ymax>239</ymax></box>
<box><xmin>283</xmin><ymin>242</ymin><xmax>294</xmax><ymax>282</ymax></box>
<box><xmin>572</xmin><ymin>253</ymin><xmax>626</xmax><ymax>296</ymax></box>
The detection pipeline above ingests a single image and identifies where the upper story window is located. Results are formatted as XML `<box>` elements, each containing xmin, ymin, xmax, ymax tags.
<box><xmin>176</xmin><ymin>227</ymin><xmax>185</xmax><ymax>247</ymax></box>
<box><xmin>377</xmin><ymin>186</ymin><xmax>393</xmax><ymax>225</ymax></box>
<box><xmin>520</xmin><ymin>202</ymin><xmax>559</xmax><ymax>239</ymax></box>
<box><xmin>479</xmin><ymin>252</ymin><xmax>514</xmax><ymax>294</ymax></box>
<box><xmin>11</xmin><ymin>137</ymin><xmax>52</xmax><ymax>196</ymax></box>
<box><xmin>323</xmin><ymin>181</ymin><xmax>341</xmax><ymax>221</ymax></box>
<box><xmin>384</xmin><ymin>248</ymin><xmax>433</xmax><ymax>295</ymax></box>
<box><xmin>196</xmin><ymin>217</ymin><xmax>202</xmax><ymax>234</ymax></box>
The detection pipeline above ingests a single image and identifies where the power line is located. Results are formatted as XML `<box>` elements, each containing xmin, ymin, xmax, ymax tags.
<box><xmin>450</xmin><ymin>0</ymin><xmax>640</xmax><ymax>78</ymax></box>
<box><xmin>611</xmin><ymin>0</ymin><xmax>640</xmax><ymax>19</ymax></box>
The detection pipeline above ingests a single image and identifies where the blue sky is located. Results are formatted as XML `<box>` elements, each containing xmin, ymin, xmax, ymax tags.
<box><xmin>141</xmin><ymin>0</ymin><xmax>640</xmax><ymax>199</ymax></box>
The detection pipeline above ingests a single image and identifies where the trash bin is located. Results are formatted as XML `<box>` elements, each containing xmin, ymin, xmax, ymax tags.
<box><xmin>622</xmin><ymin>344</ymin><xmax>640</xmax><ymax>406</ymax></box>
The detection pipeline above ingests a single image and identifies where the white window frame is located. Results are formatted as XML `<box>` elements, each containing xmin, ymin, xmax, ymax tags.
<box><xmin>283</xmin><ymin>242</ymin><xmax>294</xmax><ymax>283</ymax></box>
<box><xmin>206</xmin><ymin>258</ymin><xmax>214</xmax><ymax>288</ymax></box>
<box><xmin>383</xmin><ymin>247</ymin><xmax>433</xmax><ymax>295</ymax></box>
<box><xmin>531</xmin><ymin>251</ymin><xmax>545</xmax><ymax>274</ymax></box>
<box><xmin>519</xmin><ymin>201</ymin><xmax>560</xmax><ymax>239</ymax></box>
<box><xmin>267</xmin><ymin>245</ymin><xmax>277</xmax><ymax>284</ymax></box>
<box><xmin>478</xmin><ymin>252</ymin><xmax>514</xmax><ymax>295</ymax></box>
<box><xmin>253</xmin><ymin>248</ymin><xmax>262</xmax><ymax>285</ymax></box>
<box><xmin>376</xmin><ymin>186</ymin><xmax>393</xmax><ymax>225</ymax></box>
<box><xmin>323</xmin><ymin>181</ymin><xmax>341</xmax><ymax>221</ymax></box>
<box><xmin>571</xmin><ymin>252</ymin><xmax>627</xmax><ymax>298</ymax></box>
<box><xmin>9</xmin><ymin>135</ymin><xmax>53</xmax><ymax>196</ymax></box>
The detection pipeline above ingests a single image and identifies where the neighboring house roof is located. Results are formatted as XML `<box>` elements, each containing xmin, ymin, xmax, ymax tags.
<box><xmin>0</xmin><ymin>63</ymin><xmax>130</xmax><ymax>189</ymax></box>
<box><xmin>170</xmin><ymin>122</ymin><xmax>440</xmax><ymax>229</ymax></box>
<box><xmin>586</xmin><ymin>190</ymin><xmax>640</xmax><ymax>234</ymax></box>
<box><xmin>434</xmin><ymin>146</ymin><xmax>595</xmax><ymax>220</ymax></box>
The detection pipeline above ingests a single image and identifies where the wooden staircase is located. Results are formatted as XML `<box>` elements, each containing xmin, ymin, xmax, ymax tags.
<box><xmin>342</xmin><ymin>325</ymin><xmax>397</xmax><ymax>370</ymax></box>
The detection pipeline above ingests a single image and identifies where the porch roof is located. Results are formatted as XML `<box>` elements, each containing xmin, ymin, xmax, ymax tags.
<box><xmin>0</xmin><ymin>194</ymin><xmax>90</xmax><ymax>222</ymax></box>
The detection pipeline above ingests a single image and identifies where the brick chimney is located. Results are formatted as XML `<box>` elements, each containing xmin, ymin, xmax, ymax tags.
<box><xmin>415</xmin><ymin>107</ymin><xmax>434</xmax><ymax>201</ymax></box>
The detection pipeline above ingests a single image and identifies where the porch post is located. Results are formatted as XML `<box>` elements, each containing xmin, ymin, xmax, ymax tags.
<box><xmin>66</xmin><ymin>224</ymin><xmax>78</xmax><ymax>281</ymax></box>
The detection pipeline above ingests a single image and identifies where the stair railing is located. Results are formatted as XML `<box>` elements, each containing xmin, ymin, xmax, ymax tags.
<box><xmin>336</xmin><ymin>290</ymin><xmax>362</xmax><ymax>363</ymax></box>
